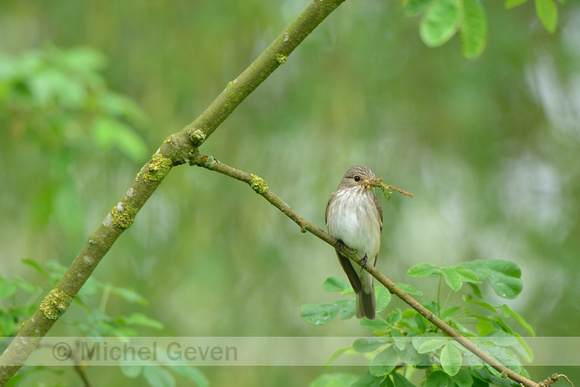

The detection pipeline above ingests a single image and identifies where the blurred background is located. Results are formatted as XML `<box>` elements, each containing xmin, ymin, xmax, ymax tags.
<box><xmin>1</xmin><ymin>0</ymin><xmax>579</xmax><ymax>385</ymax></box>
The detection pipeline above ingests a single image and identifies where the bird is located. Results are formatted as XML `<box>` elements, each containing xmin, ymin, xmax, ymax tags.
<box><xmin>325</xmin><ymin>166</ymin><xmax>383</xmax><ymax>320</ymax></box>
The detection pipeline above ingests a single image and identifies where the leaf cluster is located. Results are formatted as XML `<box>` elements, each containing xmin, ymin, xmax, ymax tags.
<box><xmin>0</xmin><ymin>259</ymin><xmax>207</xmax><ymax>387</ymax></box>
<box><xmin>404</xmin><ymin>0</ymin><xmax>565</xmax><ymax>58</ymax></box>
<box><xmin>0</xmin><ymin>46</ymin><xmax>149</xmax><ymax>237</ymax></box>
<box><xmin>0</xmin><ymin>45</ymin><xmax>148</xmax><ymax>161</ymax></box>
<box><xmin>303</xmin><ymin>260</ymin><xmax>535</xmax><ymax>387</ymax></box>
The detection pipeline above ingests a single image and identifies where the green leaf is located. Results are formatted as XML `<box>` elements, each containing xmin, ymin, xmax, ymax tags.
<box><xmin>109</xmin><ymin>287</ymin><xmax>148</xmax><ymax>305</ymax></box>
<box><xmin>483</xmin><ymin>330</ymin><xmax>518</xmax><ymax>347</ymax></box>
<box><xmin>353</xmin><ymin>337</ymin><xmax>387</xmax><ymax>353</ymax></box>
<box><xmin>60</xmin><ymin>46</ymin><xmax>107</xmax><ymax>73</ymax></box>
<box><xmin>120</xmin><ymin>365</ymin><xmax>142</xmax><ymax>378</ymax></box>
<box><xmin>29</xmin><ymin>67</ymin><xmax>86</xmax><ymax>108</ymax></box>
<box><xmin>301</xmin><ymin>303</ymin><xmax>340</xmax><ymax>325</ymax></box>
<box><xmin>405</xmin><ymin>0</ymin><xmax>435</xmax><ymax>16</ymax></box>
<box><xmin>440</xmin><ymin>306</ymin><xmax>461</xmax><ymax>319</ymax></box>
<box><xmin>0</xmin><ymin>276</ymin><xmax>17</xmax><ymax>298</ymax></box>
<box><xmin>420</xmin><ymin>0</ymin><xmax>462</xmax><ymax>47</ymax></box>
<box><xmin>381</xmin><ymin>375</ymin><xmax>395</xmax><ymax>387</ymax></box>
<box><xmin>462</xmin><ymin>349</ymin><xmax>485</xmax><ymax>368</ymax></box>
<box><xmin>407</xmin><ymin>263</ymin><xmax>440</xmax><ymax>277</ymax></box>
<box><xmin>361</xmin><ymin>317</ymin><xmax>390</xmax><ymax>331</ymax></box>
<box><xmin>323</xmin><ymin>276</ymin><xmax>350</xmax><ymax>292</ymax></box>
<box><xmin>414</xmin><ymin>312</ymin><xmax>429</xmax><ymax>332</ymax></box>
<box><xmin>450</xmin><ymin>369</ymin><xmax>474</xmax><ymax>387</ymax></box>
<box><xmin>505</xmin><ymin>0</ymin><xmax>529</xmax><ymax>8</ymax></box>
<box><xmin>22</xmin><ymin>258</ymin><xmax>50</xmax><ymax>279</ymax></box>
<box><xmin>485</xmin><ymin>263</ymin><xmax>523</xmax><ymax>299</ymax></box>
<box><xmin>340</xmin><ymin>287</ymin><xmax>355</xmax><ymax>296</ymax></box>
<box><xmin>467</xmin><ymin>299</ymin><xmax>497</xmax><ymax>313</ymax></box>
<box><xmin>123</xmin><ymin>313</ymin><xmax>164</xmax><ymax>330</ymax></box>
<box><xmin>13</xmin><ymin>277</ymin><xmax>36</xmax><ymax>293</ymax></box>
<box><xmin>513</xmin><ymin>334</ymin><xmax>534</xmax><ymax>363</ymax></box>
<box><xmin>425</xmin><ymin>370</ymin><xmax>452</xmax><ymax>387</ymax></box>
<box><xmin>0</xmin><ymin>312</ymin><xmax>17</xmax><ymax>336</ymax></box>
<box><xmin>417</xmin><ymin>339</ymin><xmax>447</xmax><ymax>353</ymax></box>
<box><xmin>337</xmin><ymin>299</ymin><xmax>357</xmax><ymax>320</ymax></box>
<box><xmin>99</xmin><ymin>91</ymin><xmax>147</xmax><ymax>125</ymax></box>
<box><xmin>78</xmin><ymin>276</ymin><xmax>102</xmax><ymax>298</ymax></box>
<box><xmin>479</xmin><ymin>343</ymin><xmax>522</xmax><ymax>372</ymax></box>
<box><xmin>440</xmin><ymin>266</ymin><xmax>462</xmax><ymax>291</ymax></box>
<box><xmin>391</xmin><ymin>329</ymin><xmax>406</xmax><ymax>351</ymax></box>
<box><xmin>392</xmin><ymin>372</ymin><xmax>415</xmax><ymax>387</ymax></box>
<box><xmin>453</xmin><ymin>266</ymin><xmax>480</xmax><ymax>283</ymax></box>
<box><xmin>351</xmin><ymin>371</ymin><xmax>385</xmax><ymax>386</ymax></box>
<box><xmin>375</xmin><ymin>286</ymin><xmax>392</xmax><ymax>312</ymax></box>
<box><xmin>394</xmin><ymin>282</ymin><xmax>423</xmax><ymax>296</ymax></box>
<box><xmin>535</xmin><ymin>0</ymin><xmax>558</xmax><ymax>33</ymax></box>
<box><xmin>500</xmin><ymin>304</ymin><xmax>535</xmax><ymax>336</ymax></box>
<box><xmin>440</xmin><ymin>343</ymin><xmax>462</xmax><ymax>376</ymax></box>
<box><xmin>460</xmin><ymin>0</ymin><xmax>487</xmax><ymax>58</ymax></box>
<box><xmin>386</xmin><ymin>309</ymin><xmax>403</xmax><ymax>325</ymax></box>
<box><xmin>461</xmin><ymin>260</ymin><xmax>523</xmax><ymax>299</ymax></box>
<box><xmin>397</xmin><ymin>344</ymin><xmax>423</xmax><ymax>366</ymax></box>
<box><xmin>92</xmin><ymin>116</ymin><xmax>148</xmax><ymax>162</ymax></box>
<box><xmin>467</xmin><ymin>282</ymin><xmax>482</xmax><ymax>298</ymax></box>
<box><xmin>143</xmin><ymin>366</ymin><xmax>175</xmax><ymax>387</ymax></box>
<box><xmin>323</xmin><ymin>347</ymin><xmax>353</xmax><ymax>368</ymax></box>
<box><xmin>370</xmin><ymin>345</ymin><xmax>398</xmax><ymax>376</ymax></box>
<box><xmin>309</xmin><ymin>373</ymin><xmax>359</xmax><ymax>387</ymax></box>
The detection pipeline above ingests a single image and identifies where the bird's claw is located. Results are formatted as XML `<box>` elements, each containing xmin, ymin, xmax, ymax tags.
<box><xmin>335</xmin><ymin>240</ymin><xmax>356</xmax><ymax>256</ymax></box>
<box><xmin>359</xmin><ymin>254</ymin><xmax>368</xmax><ymax>274</ymax></box>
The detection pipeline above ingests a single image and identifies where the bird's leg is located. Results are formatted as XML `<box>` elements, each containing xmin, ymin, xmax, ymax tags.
<box><xmin>359</xmin><ymin>254</ymin><xmax>368</xmax><ymax>274</ymax></box>
<box><xmin>335</xmin><ymin>240</ymin><xmax>357</xmax><ymax>257</ymax></box>
<box><xmin>335</xmin><ymin>240</ymin><xmax>367</xmax><ymax>273</ymax></box>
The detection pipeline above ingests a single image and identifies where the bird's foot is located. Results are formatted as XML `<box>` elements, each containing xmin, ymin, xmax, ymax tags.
<box><xmin>359</xmin><ymin>254</ymin><xmax>368</xmax><ymax>274</ymax></box>
<box><xmin>335</xmin><ymin>240</ymin><xmax>356</xmax><ymax>256</ymax></box>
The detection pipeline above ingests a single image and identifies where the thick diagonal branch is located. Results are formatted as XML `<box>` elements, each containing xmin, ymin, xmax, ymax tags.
<box><xmin>191</xmin><ymin>154</ymin><xmax>539</xmax><ymax>387</ymax></box>
<box><xmin>0</xmin><ymin>1</ymin><xmax>347</xmax><ymax>383</ymax></box>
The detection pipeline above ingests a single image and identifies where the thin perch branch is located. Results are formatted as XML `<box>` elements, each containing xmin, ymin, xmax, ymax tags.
<box><xmin>191</xmin><ymin>154</ymin><xmax>539</xmax><ymax>387</ymax></box>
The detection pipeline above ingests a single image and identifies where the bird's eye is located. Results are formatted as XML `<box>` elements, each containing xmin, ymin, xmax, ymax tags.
<box><xmin>354</xmin><ymin>176</ymin><xmax>361</xmax><ymax>182</ymax></box>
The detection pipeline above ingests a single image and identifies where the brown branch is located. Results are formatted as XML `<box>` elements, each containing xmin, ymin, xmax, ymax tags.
<box><xmin>191</xmin><ymin>154</ymin><xmax>540</xmax><ymax>387</ymax></box>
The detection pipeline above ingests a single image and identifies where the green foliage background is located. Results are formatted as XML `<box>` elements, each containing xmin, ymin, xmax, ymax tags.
<box><xmin>1</xmin><ymin>0</ymin><xmax>579</xmax><ymax>385</ymax></box>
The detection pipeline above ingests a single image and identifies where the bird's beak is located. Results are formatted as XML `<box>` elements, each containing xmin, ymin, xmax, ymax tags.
<box><xmin>361</xmin><ymin>179</ymin><xmax>374</xmax><ymax>189</ymax></box>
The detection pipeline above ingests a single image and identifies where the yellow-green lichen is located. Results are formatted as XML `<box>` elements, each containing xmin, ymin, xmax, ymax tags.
<box><xmin>190</xmin><ymin>129</ymin><xmax>206</xmax><ymax>145</ymax></box>
<box><xmin>204</xmin><ymin>156</ymin><xmax>217</xmax><ymax>168</ymax></box>
<box><xmin>40</xmin><ymin>289</ymin><xmax>72</xmax><ymax>320</ymax></box>
<box><xmin>276</xmin><ymin>53</ymin><xmax>287</xmax><ymax>64</ymax></box>
<box><xmin>111</xmin><ymin>203</ymin><xmax>137</xmax><ymax>229</ymax></box>
<box><xmin>250</xmin><ymin>174</ymin><xmax>269</xmax><ymax>194</ymax></box>
<box><xmin>145</xmin><ymin>153</ymin><xmax>172</xmax><ymax>181</ymax></box>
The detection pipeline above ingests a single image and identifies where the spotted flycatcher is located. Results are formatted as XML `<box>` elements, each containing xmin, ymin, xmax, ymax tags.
<box><xmin>325</xmin><ymin>166</ymin><xmax>383</xmax><ymax>320</ymax></box>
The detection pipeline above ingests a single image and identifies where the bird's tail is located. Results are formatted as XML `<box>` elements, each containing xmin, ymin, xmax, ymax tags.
<box><xmin>356</xmin><ymin>287</ymin><xmax>376</xmax><ymax>320</ymax></box>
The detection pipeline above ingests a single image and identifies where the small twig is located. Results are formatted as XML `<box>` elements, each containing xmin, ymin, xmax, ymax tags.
<box><xmin>73</xmin><ymin>364</ymin><xmax>93</xmax><ymax>387</ymax></box>
<box><xmin>539</xmin><ymin>374</ymin><xmax>574</xmax><ymax>387</ymax></box>
<box><xmin>362</xmin><ymin>177</ymin><xmax>414</xmax><ymax>199</ymax></box>
<box><xmin>191</xmin><ymin>154</ymin><xmax>540</xmax><ymax>387</ymax></box>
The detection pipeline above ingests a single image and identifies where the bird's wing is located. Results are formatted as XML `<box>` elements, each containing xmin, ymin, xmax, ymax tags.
<box><xmin>335</xmin><ymin>250</ymin><xmax>363</xmax><ymax>294</ymax></box>
<box><xmin>325</xmin><ymin>191</ymin><xmax>336</xmax><ymax>224</ymax></box>
<box><xmin>373</xmin><ymin>193</ymin><xmax>383</xmax><ymax>231</ymax></box>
